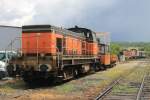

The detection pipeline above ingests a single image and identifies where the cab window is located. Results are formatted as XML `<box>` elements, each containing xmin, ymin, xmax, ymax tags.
<box><xmin>0</xmin><ymin>53</ymin><xmax>6</xmax><ymax>60</ymax></box>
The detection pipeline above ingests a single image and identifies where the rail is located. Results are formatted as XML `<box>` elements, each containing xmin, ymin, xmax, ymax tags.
<box><xmin>95</xmin><ymin>65</ymin><xmax>139</xmax><ymax>100</ymax></box>
<box><xmin>136</xmin><ymin>73</ymin><xmax>146</xmax><ymax>100</ymax></box>
<box><xmin>95</xmin><ymin>78</ymin><xmax>121</xmax><ymax>100</ymax></box>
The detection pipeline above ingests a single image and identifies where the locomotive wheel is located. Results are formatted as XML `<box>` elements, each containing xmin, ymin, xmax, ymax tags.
<box><xmin>62</xmin><ymin>66</ymin><xmax>82</xmax><ymax>80</ymax></box>
<box><xmin>22</xmin><ymin>71</ymin><xmax>33</xmax><ymax>84</ymax></box>
<box><xmin>73</xmin><ymin>69</ymin><xmax>79</xmax><ymax>78</ymax></box>
<box><xmin>7</xmin><ymin>65</ymin><xmax>14</xmax><ymax>77</ymax></box>
<box><xmin>94</xmin><ymin>66</ymin><xmax>100</xmax><ymax>71</ymax></box>
<box><xmin>22</xmin><ymin>71</ymin><xmax>41</xmax><ymax>85</ymax></box>
<box><xmin>63</xmin><ymin>67</ymin><xmax>74</xmax><ymax>80</ymax></box>
<box><xmin>100</xmin><ymin>65</ymin><xmax>106</xmax><ymax>70</ymax></box>
<box><xmin>81</xmin><ymin>64</ymin><xmax>90</xmax><ymax>73</ymax></box>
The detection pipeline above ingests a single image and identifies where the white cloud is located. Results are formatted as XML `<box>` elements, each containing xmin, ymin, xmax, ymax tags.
<box><xmin>32</xmin><ymin>0</ymin><xmax>118</xmax><ymax>26</ymax></box>
<box><xmin>0</xmin><ymin>0</ymin><xmax>118</xmax><ymax>26</ymax></box>
<box><xmin>0</xmin><ymin>0</ymin><xmax>35</xmax><ymax>26</ymax></box>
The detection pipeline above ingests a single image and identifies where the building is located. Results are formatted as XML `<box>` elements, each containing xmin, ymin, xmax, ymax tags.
<box><xmin>96</xmin><ymin>32</ymin><xmax>110</xmax><ymax>45</ymax></box>
<box><xmin>0</xmin><ymin>26</ymin><xmax>21</xmax><ymax>50</ymax></box>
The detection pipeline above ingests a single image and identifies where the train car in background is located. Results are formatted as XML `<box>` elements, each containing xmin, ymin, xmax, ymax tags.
<box><xmin>138</xmin><ymin>51</ymin><xmax>146</xmax><ymax>58</ymax></box>
<box><xmin>8</xmin><ymin>25</ymin><xmax>118</xmax><ymax>84</ymax></box>
<box><xmin>121</xmin><ymin>49</ymin><xmax>146</xmax><ymax>60</ymax></box>
<box><xmin>130</xmin><ymin>49</ymin><xmax>138</xmax><ymax>59</ymax></box>
<box><xmin>122</xmin><ymin>49</ymin><xmax>132</xmax><ymax>59</ymax></box>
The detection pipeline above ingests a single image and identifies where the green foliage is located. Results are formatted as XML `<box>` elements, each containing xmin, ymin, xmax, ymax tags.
<box><xmin>110</xmin><ymin>43</ymin><xmax>121</xmax><ymax>55</ymax></box>
<box><xmin>111</xmin><ymin>42</ymin><xmax>150</xmax><ymax>56</ymax></box>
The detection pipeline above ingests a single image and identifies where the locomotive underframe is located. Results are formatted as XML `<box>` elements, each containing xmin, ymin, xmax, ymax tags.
<box><xmin>10</xmin><ymin>54</ymin><xmax>101</xmax><ymax>82</ymax></box>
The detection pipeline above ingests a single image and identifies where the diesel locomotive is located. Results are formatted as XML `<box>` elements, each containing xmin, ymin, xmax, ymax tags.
<box><xmin>8</xmin><ymin>25</ymin><xmax>118</xmax><ymax>83</ymax></box>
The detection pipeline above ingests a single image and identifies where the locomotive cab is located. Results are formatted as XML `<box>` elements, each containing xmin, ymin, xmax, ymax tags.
<box><xmin>99</xmin><ymin>44</ymin><xmax>111</xmax><ymax>67</ymax></box>
<box><xmin>68</xmin><ymin>26</ymin><xmax>98</xmax><ymax>55</ymax></box>
<box><xmin>96</xmin><ymin>32</ymin><xmax>111</xmax><ymax>68</ymax></box>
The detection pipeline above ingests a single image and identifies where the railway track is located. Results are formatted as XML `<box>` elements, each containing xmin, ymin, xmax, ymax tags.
<box><xmin>136</xmin><ymin>72</ymin><xmax>150</xmax><ymax>100</ymax></box>
<box><xmin>95</xmin><ymin>62</ymin><xmax>150</xmax><ymax>100</ymax></box>
<box><xmin>95</xmin><ymin>78</ymin><xmax>121</xmax><ymax>100</ymax></box>
<box><xmin>95</xmin><ymin>77</ymin><xmax>139</xmax><ymax>100</ymax></box>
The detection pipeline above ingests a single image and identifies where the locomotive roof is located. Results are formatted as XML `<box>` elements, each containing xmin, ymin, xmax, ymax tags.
<box><xmin>22</xmin><ymin>25</ymin><xmax>85</xmax><ymax>39</ymax></box>
<box><xmin>68</xmin><ymin>26</ymin><xmax>92</xmax><ymax>33</ymax></box>
<box><xmin>68</xmin><ymin>26</ymin><xmax>97</xmax><ymax>42</ymax></box>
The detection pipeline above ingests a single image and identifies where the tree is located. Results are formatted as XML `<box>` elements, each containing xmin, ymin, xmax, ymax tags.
<box><xmin>110</xmin><ymin>43</ymin><xmax>121</xmax><ymax>55</ymax></box>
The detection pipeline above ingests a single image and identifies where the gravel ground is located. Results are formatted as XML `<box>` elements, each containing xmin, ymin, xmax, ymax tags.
<box><xmin>102</xmin><ymin>60</ymin><xmax>149</xmax><ymax>100</ymax></box>
<box><xmin>0</xmin><ymin>59</ymin><xmax>148</xmax><ymax>100</ymax></box>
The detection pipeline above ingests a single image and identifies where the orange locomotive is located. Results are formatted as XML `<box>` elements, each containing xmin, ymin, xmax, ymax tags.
<box><xmin>9</xmin><ymin>25</ymin><xmax>117</xmax><ymax>83</ymax></box>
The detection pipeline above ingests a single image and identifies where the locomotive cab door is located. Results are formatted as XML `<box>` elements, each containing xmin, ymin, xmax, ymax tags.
<box><xmin>56</xmin><ymin>38</ymin><xmax>62</xmax><ymax>53</ymax></box>
<box><xmin>99</xmin><ymin>44</ymin><xmax>111</xmax><ymax>66</ymax></box>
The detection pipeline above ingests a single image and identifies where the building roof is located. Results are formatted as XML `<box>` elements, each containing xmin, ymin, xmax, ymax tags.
<box><xmin>0</xmin><ymin>25</ymin><xmax>21</xmax><ymax>28</ymax></box>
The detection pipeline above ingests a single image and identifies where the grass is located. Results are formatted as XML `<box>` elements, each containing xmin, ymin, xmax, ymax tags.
<box><xmin>111</xmin><ymin>64</ymin><xmax>148</xmax><ymax>94</ymax></box>
<box><xmin>0</xmin><ymin>79</ymin><xmax>26</xmax><ymax>93</ymax></box>
<box><xmin>53</xmin><ymin>62</ymin><xmax>138</xmax><ymax>96</ymax></box>
<box><xmin>54</xmin><ymin>84</ymin><xmax>75</xmax><ymax>93</ymax></box>
<box><xmin>112</xmin><ymin>84</ymin><xmax>138</xmax><ymax>94</ymax></box>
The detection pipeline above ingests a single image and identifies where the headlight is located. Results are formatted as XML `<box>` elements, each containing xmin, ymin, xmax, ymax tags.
<box><xmin>40</xmin><ymin>53</ymin><xmax>45</xmax><ymax>58</ymax></box>
<box><xmin>39</xmin><ymin>64</ymin><xmax>52</xmax><ymax>72</ymax></box>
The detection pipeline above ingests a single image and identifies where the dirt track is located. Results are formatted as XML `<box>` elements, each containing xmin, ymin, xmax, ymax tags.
<box><xmin>0</xmin><ymin>59</ymin><xmax>149</xmax><ymax>100</ymax></box>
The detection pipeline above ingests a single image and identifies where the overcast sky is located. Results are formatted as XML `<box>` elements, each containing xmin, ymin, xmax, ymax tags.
<box><xmin>0</xmin><ymin>0</ymin><xmax>150</xmax><ymax>42</ymax></box>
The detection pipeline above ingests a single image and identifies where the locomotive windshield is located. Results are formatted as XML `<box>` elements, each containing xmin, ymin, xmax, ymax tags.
<box><xmin>100</xmin><ymin>44</ymin><xmax>110</xmax><ymax>54</ymax></box>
